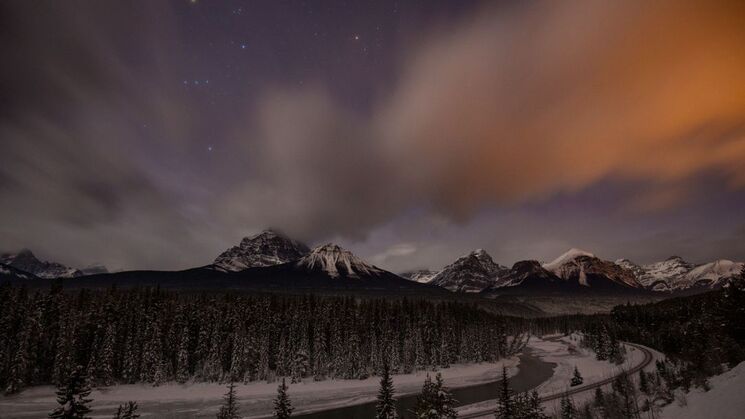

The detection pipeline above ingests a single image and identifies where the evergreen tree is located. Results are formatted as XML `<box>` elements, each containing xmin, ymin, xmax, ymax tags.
<box><xmin>434</xmin><ymin>373</ymin><xmax>458</xmax><ymax>419</ymax></box>
<box><xmin>113</xmin><ymin>401</ymin><xmax>139</xmax><ymax>419</ymax></box>
<box><xmin>570</xmin><ymin>366</ymin><xmax>583</xmax><ymax>387</ymax></box>
<box><xmin>176</xmin><ymin>329</ymin><xmax>190</xmax><ymax>384</ymax></box>
<box><xmin>413</xmin><ymin>374</ymin><xmax>438</xmax><ymax>419</ymax></box>
<box><xmin>49</xmin><ymin>365</ymin><xmax>92</xmax><ymax>419</ymax></box>
<box><xmin>375</xmin><ymin>361</ymin><xmax>398</xmax><ymax>419</ymax></box>
<box><xmin>639</xmin><ymin>370</ymin><xmax>650</xmax><ymax>395</ymax></box>
<box><xmin>494</xmin><ymin>366</ymin><xmax>513</xmax><ymax>419</ymax></box>
<box><xmin>217</xmin><ymin>381</ymin><xmax>240</xmax><ymax>419</ymax></box>
<box><xmin>560</xmin><ymin>393</ymin><xmax>576</xmax><ymax>419</ymax></box>
<box><xmin>273</xmin><ymin>378</ymin><xmax>293</xmax><ymax>419</ymax></box>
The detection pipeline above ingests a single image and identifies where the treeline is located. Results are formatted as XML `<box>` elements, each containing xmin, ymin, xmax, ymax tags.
<box><xmin>0</xmin><ymin>284</ymin><xmax>517</xmax><ymax>394</ymax></box>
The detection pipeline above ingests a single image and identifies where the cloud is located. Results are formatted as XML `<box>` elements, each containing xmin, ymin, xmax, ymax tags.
<box><xmin>1</xmin><ymin>0</ymin><xmax>744</xmax><ymax>269</ymax></box>
<box><xmin>237</xmin><ymin>0</ymin><xmax>745</xmax><ymax>238</ymax></box>
<box><xmin>379</xmin><ymin>0</ymin><xmax>745</xmax><ymax>216</ymax></box>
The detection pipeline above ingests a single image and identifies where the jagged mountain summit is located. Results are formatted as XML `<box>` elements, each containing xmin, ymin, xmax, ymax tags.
<box><xmin>0</xmin><ymin>249</ymin><xmax>82</xmax><ymax>279</ymax></box>
<box><xmin>428</xmin><ymin>249</ymin><xmax>509</xmax><ymax>292</ymax></box>
<box><xmin>212</xmin><ymin>229</ymin><xmax>310</xmax><ymax>272</ymax></box>
<box><xmin>295</xmin><ymin>243</ymin><xmax>384</xmax><ymax>278</ymax></box>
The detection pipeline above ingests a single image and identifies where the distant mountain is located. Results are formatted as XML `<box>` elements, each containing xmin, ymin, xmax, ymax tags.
<box><xmin>294</xmin><ymin>243</ymin><xmax>385</xmax><ymax>278</ymax></box>
<box><xmin>400</xmin><ymin>269</ymin><xmax>439</xmax><ymax>284</ymax></box>
<box><xmin>542</xmin><ymin>248</ymin><xmax>642</xmax><ymax>289</ymax></box>
<box><xmin>615</xmin><ymin>256</ymin><xmax>742</xmax><ymax>292</ymax></box>
<box><xmin>0</xmin><ymin>249</ymin><xmax>81</xmax><ymax>279</ymax></box>
<box><xmin>39</xmin><ymin>242</ymin><xmax>444</xmax><ymax>295</ymax></box>
<box><xmin>428</xmin><ymin>249</ymin><xmax>509</xmax><ymax>292</ymax></box>
<box><xmin>80</xmin><ymin>264</ymin><xmax>109</xmax><ymax>276</ymax></box>
<box><xmin>212</xmin><ymin>229</ymin><xmax>310</xmax><ymax>272</ymax></box>
<box><xmin>0</xmin><ymin>262</ymin><xmax>40</xmax><ymax>280</ymax></box>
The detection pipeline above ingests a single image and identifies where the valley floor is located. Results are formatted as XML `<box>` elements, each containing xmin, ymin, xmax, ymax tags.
<box><xmin>0</xmin><ymin>359</ymin><xmax>521</xmax><ymax>418</ymax></box>
<box><xmin>0</xmin><ymin>335</ymin><xmax>664</xmax><ymax>418</ymax></box>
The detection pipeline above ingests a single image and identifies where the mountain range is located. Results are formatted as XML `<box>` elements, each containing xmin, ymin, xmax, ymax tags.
<box><xmin>2</xmin><ymin>230</ymin><xmax>742</xmax><ymax>296</ymax></box>
<box><xmin>0</xmin><ymin>249</ymin><xmax>108</xmax><ymax>279</ymax></box>
<box><xmin>403</xmin><ymin>247</ymin><xmax>743</xmax><ymax>294</ymax></box>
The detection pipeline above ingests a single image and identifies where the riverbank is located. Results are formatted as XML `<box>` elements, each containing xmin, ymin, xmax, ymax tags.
<box><xmin>0</xmin><ymin>357</ymin><xmax>520</xmax><ymax>418</ymax></box>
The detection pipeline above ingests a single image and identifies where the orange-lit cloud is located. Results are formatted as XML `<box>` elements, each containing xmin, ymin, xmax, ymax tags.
<box><xmin>378</xmin><ymin>0</ymin><xmax>745</xmax><ymax>216</ymax></box>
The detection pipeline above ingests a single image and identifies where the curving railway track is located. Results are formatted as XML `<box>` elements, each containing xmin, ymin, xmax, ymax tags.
<box><xmin>459</xmin><ymin>342</ymin><xmax>654</xmax><ymax>419</ymax></box>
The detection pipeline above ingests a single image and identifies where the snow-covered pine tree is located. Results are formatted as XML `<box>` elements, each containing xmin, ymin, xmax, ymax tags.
<box><xmin>273</xmin><ymin>378</ymin><xmax>293</xmax><ymax>419</ymax></box>
<box><xmin>494</xmin><ymin>366</ymin><xmax>513</xmax><ymax>418</ymax></box>
<box><xmin>113</xmin><ymin>401</ymin><xmax>139</xmax><ymax>419</ymax></box>
<box><xmin>413</xmin><ymin>374</ymin><xmax>438</xmax><ymax>419</ymax></box>
<box><xmin>97</xmin><ymin>324</ymin><xmax>116</xmax><ymax>386</ymax></box>
<box><xmin>559</xmin><ymin>393</ymin><xmax>576</xmax><ymax>419</ymax></box>
<box><xmin>49</xmin><ymin>365</ymin><xmax>93</xmax><ymax>419</ymax></box>
<box><xmin>527</xmin><ymin>389</ymin><xmax>547</xmax><ymax>418</ymax></box>
<box><xmin>176</xmin><ymin>328</ymin><xmax>190</xmax><ymax>384</ymax></box>
<box><xmin>375</xmin><ymin>361</ymin><xmax>398</xmax><ymax>419</ymax></box>
<box><xmin>216</xmin><ymin>380</ymin><xmax>240</xmax><ymax>419</ymax></box>
<box><xmin>570</xmin><ymin>366</ymin><xmax>583</xmax><ymax>386</ymax></box>
<box><xmin>434</xmin><ymin>372</ymin><xmax>458</xmax><ymax>419</ymax></box>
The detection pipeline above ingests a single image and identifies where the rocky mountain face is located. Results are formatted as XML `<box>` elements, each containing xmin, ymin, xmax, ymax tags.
<box><xmin>429</xmin><ymin>249</ymin><xmax>510</xmax><ymax>292</ymax></box>
<box><xmin>489</xmin><ymin>260</ymin><xmax>562</xmax><ymax>289</ymax></box>
<box><xmin>614</xmin><ymin>256</ymin><xmax>742</xmax><ymax>291</ymax></box>
<box><xmin>294</xmin><ymin>244</ymin><xmax>385</xmax><ymax>278</ymax></box>
<box><xmin>0</xmin><ymin>249</ymin><xmax>81</xmax><ymax>279</ymax></box>
<box><xmin>212</xmin><ymin>230</ymin><xmax>310</xmax><ymax>272</ymax></box>
<box><xmin>399</xmin><ymin>269</ymin><xmax>438</xmax><ymax>284</ymax></box>
<box><xmin>0</xmin><ymin>262</ymin><xmax>40</xmax><ymax>280</ymax></box>
<box><xmin>543</xmin><ymin>249</ymin><xmax>643</xmax><ymax>289</ymax></box>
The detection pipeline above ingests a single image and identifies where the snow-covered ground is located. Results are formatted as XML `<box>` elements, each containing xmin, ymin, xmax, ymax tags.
<box><xmin>457</xmin><ymin>333</ymin><xmax>653</xmax><ymax>417</ymax></box>
<box><xmin>533</xmin><ymin>334</ymin><xmax>645</xmax><ymax>413</ymax></box>
<box><xmin>0</xmin><ymin>359</ymin><xmax>519</xmax><ymax>418</ymax></box>
<box><xmin>660</xmin><ymin>361</ymin><xmax>745</xmax><ymax>419</ymax></box>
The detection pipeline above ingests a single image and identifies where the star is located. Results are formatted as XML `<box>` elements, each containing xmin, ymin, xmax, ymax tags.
<box><xmin>240</xmin><ymin>44</ymin><xmax>247</xmax><ymax>49</ymax></box>
<box><xmin>207</xmin><ymin>145</ymin><xmax>213</xmax><ymax>152</ymax></box>
<box><xmin>354</xmin><ymin>34</ymin><xmax>360</xmax><ymax>41</ymax></box>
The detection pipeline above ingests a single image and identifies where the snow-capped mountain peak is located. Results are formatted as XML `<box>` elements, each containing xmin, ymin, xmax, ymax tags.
<box><xmin>0</xmin><ymin>249</ymin><xmax>81</xmax><ymax>279</ymax></box>
<box><xmin>212</xmin><ymin>229</ymin><xmax>310</xmax><ymax>272</ymax></box>
<box><xmin>429</xmin><ymin>249</ymin><xmax>509</xmax><ymax>292</ymax></box>
<box><xmin>542</xmin><ymin>248</ymin><xmax>595</xmax><ymax>273</ymax></box>
<box><xmin>295</xmin><ymin>243</ymin><xmax>383</xmax><ymax>278</ymax></box>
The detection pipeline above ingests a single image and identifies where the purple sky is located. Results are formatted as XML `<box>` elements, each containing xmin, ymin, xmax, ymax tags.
<box><xmin>1</xmin><ymin>0</ymin><xmax>744</xmax><ymax>272</ymax></box>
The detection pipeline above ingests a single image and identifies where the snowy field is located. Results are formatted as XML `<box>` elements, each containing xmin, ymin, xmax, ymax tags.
<box><xmin>660</xmin><ymin>361</ymin><xmax>745</xmax><ymax>419</ymax></box>
<box><xmin>457</xmin><ymin>333</ymin><xmax>655</xmax><ymax>417</ymax></box>
<box><xmin>0</xmin><ymin>358</ymin><xmax>519</xmax><ymax>418</ymax></box>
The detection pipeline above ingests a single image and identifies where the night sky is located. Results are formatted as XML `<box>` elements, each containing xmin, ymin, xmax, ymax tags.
<box><xmin>1</xmin><ymin>0</ymin><xmax>745</xmax><ymax>272</ymax></box>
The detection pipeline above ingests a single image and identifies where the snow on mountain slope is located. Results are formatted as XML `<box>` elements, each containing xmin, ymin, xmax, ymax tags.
<box><xmin>543</xmin><ymin>249</ymin><xmax>642</xmax><ymax>289</ymax></box>
<box><xmin>614</xmin><ymin>256</ymin><xmax>742</xmax><ymax>291</ymax></box>
<box><xmin>400</xmin><ymin>269</ymin><xmax>439</xmax><ymax>284</ymax></box>
<box><xmin>542</xmin><ymin>248</ymin><xmax>595</xmax><ymax>275</ymax></box>
<box><xmin>0</xmin><ymin>249</ymin><xmax>81</xmax><ymax>279</ymax></box>
<box><xmin>295</xmin><ymin>244</ymin><xmax>385</xmax><ymax>278</ymax></box>
<box><xmin>212</xmin><ymin>229</ymin><xmax>310</xmax><ymax>272</ymax></box>
<box><xmin>429</xmin><ymin>249</ymin><xmax>509</xmax><ymax>292</ymax></box>
<box><xmin>684</xmin><ymin>259</ymin><xmax>744</xmax><ymax>289</ymax></box>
